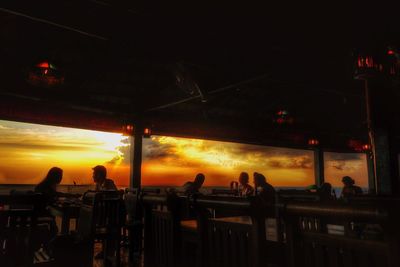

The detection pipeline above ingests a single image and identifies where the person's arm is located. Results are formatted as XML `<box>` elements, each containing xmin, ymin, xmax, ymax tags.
<box><xmin>247</xmin><ymin>185</ymin><xmax>255</xmax><ymax>196</ymax></box>
<box><xmin>56</xmin><ymin>192</ymin><xmax>81</xmax><ymax>198</ymax></box>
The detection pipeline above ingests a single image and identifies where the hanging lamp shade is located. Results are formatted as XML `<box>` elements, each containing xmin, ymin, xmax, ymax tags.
<box><xmin>27</xmin><ymin>60</ymin><xmax>64</xmax><ymax>88</ymax></box>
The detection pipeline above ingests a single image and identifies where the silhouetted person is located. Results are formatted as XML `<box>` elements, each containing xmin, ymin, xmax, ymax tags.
<box><xmin>34</xmin><ymin>167</ymin><xmax>77</xmax><ymax>257</ymax></box>
<box><xmin>318</xmin><ymin>182</ymin><xmax>335</xmax><ymax>201</ymax></box>
<box><xmin>35</xmin><ymin>167</ymin><xmax>78</xmax><ymax>204</ymax></box>
<box><xmin>238</xmin><ymin>172</ymin><xmax>254</xmax><ymax>197</ymax></box>
<box><xmin>340</xmin><ymin>176</ymin><xmax>363</xmax><ymax>198</ymax></box>
<box><xmin>183</xmin><ymin>173</ymin><xmax>205</xmax><ymax>195</ymax></box>
<box><xmin>93</xmin><ymin>165</ymin><xmax>117</xmax><ymax>191</ymax></box>
<box><xmin>253</xmin><ymin>172</ymin><xmax>276</xmax><ymax>205</ymax></box>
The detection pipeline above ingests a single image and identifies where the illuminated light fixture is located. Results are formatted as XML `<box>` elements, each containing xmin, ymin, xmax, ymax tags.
<box><xmin>122</xmin><ymin>124</ymin><xmax>134</xmax><ymax>135</ymax></box>
<box><xmin>348</xmin><ymin>139</ymin><xmax>368</xmax><ymax>152</ymax></box>
<box><xmin>362</xmin><ymin>144</ymin><xmax>371</xmax><ymax>151</ymax></box>
<box><xmin>308</xmin><ymin>138</ymin><xmax>319</xmax><ymax>146</ymax></box>
<box><xmin>273</xmin><ymin>109</ymin><xmax>294</xmax><ymax>125</ymax></box>
<box><xmin>143</xmin><ymin>127</ymin><xmax>152</xmax><ymax>138</ymax></box>
<box><xmin>354</xmin><ymin>47</ymin><xmax>400</xmax><ymax>80</ymax></box>
<box><xmin>27</xmin><ymin>60</ymin><xmax>64</xmax><ymax>87</ymax></box>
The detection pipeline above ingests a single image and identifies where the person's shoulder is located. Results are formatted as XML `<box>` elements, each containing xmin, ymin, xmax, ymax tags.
<box><xmin>266</xmin><ymin>183</ymin><xmax>276</xmax><ymax>191</ymax></box>
<box><xmin>34</xmin><ymin>184</ymin><xmax>42</xmax><ymax>192</ymax></box>
<box><xmin>104</xmin><ymin>178</ymin><xmax>117</xmax><ymax>190</ymax></box>
<box><xmin>354</xmin><ymin>186</ymin><xmax>363</xmax><ymax>193</ymax></box>
<box><xmin>105</xmin><ymin>178</ymin><xmax>115</xmax><ymax>184</ymax></box>
<box><xmin>34</xmin><ymin>183</ymin><xmax>48</xmax><ymax>193</ymax></box>
<box><xmin>183</xmin><ymin>181</ymin><xmax>193</xmax><ymax>188</ymax></box>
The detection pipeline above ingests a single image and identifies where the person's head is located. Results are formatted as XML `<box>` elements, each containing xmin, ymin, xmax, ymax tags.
<box><xmin>319</xmin><ymin>182</ymin><xmax>332</xmax><ymax>193</ymax></box>
<box><xmin>306</xmin><ymin>184</ymin><xmax>318</xmax><ymax>192</ymax></box>
<box><xmin>342</xmin><ymin>176</ymin><xmax>354</xmax><ymax>186</ymax></box>
<box><xmin>239</xmin><ymin>172</ymin><xmax>249</xmax><ymax>185</ymax></box>
<box><xmin>41</xmin><ymin>167</ymin><xmax>63</xmax><ymax>189</ymax></box>
<box><xmin>253</xmin><ymin>172</ymin><xmax>267</xmax><ymax>187</ymax></box>
<box><xmin>193</xmin><ymin>173</ymin><xmax>205</xmax><ymax>189</ymax></box>
<box><xmin>93</xmin><ymin>165</ymin><xmax>107</xmax><ymax>184</ymax></box>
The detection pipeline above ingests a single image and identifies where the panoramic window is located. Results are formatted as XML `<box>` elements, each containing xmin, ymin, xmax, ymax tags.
<box><xmin>324</xmin><ymin>152</ymin><xmax>369</xmax><ymax>196</ymax></box>
<box><xmin>0</xmin><ymin>120</ymin><xmax>130</xmax><ymax>187</ymax></box>
<box><xmin>142</xmin><ymin>135</ymin><xmax>315</xmax><ymax>189</ymax></box>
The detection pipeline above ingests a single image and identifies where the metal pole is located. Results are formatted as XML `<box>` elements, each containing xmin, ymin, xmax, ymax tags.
<box><xmin>314</xmin><ymin>148</ymin><xmax>324</xmax><ymax>187</ymax></box>
<box><xmin>364</xmin><ymin>79</ymin><xmax>378</xmax><ymax>193</ymax></box>
<box><xmin>131</xmin><ymin>126</ymin><xmax>143</xmax><ymax>189</ymax></box>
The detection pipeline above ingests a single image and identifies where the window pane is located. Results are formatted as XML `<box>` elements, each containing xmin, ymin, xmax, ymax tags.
<box><xmin>0</xmin><ymin>120</ymin><xmax>130</xmax><ymax>189</ymax></box>
<box><xmin>324</xmin><ymin>152</ymin><xmax>369</xmax><ymax>196</ymax></box>
<box><xmin>142</xmin><ymin>135</ymin><xmax>315</xmax><ymax>188</ymax></box>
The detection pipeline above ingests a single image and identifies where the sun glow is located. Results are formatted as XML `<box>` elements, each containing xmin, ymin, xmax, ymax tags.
<box><xmin>0</xmin><ymin>120</ymin><xmax>131</xmax><ymax>185</ymax></box>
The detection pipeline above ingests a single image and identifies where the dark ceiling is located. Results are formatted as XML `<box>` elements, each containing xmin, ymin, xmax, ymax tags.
<box><xmin>1</xmin><ymin>1</ymin><xmax>399</xmax><ymax>149</ymax></box>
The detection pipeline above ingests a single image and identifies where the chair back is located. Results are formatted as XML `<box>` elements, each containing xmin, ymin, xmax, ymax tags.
<box><xmin>124</xmin><ymin>188</ymin><xmax>141</xmax><ymax>223</ymax></box>
<box><xmin>205</xmin><ymin>218</ymin><xmax>254</xmax><ymax>267</ymax></box>
<box><xmin>143</xmin><ymin>193</ymin><xmax>181</xmax><ymax>267</ymax></box>
<box><xmin>0</xmin><ymin>194</ymin><xmax>43</xmax><ymax>267</ymax></box>
<box><xmin>94</xmin><ymin>191</ymin><xmax>125</xmax><ymax>229</ymax></box>
<box><xmin>75</xmin><ymin>191</ymin><xmax>98</xmax><ymax>241</ymax></box>
<box><xmin>284</xmin><ymin>201</ymin><xmax>400</xmax><ymax>267</ymax></box>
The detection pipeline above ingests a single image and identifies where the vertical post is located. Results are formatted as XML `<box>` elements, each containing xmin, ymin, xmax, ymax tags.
<box><xmin>366</xmin><ymin>152</ymin><xmax>376</xmax><ymax>194</ymax></box>
<box><xmin>314</xmin><ymin>148</ymin><xmax>324</xmax><ymax>187</ymax></box>
<box><xmin>364</xmin><ymin>79</ymin><xmax>378</xmax><ymax>194</ymax></box>
<box><xmin>374</xmin><ymin>129</ymin><xmax>392</xmax><ymax>194</ymax></box>
<box><xmin>131</xmin><ymin>125</ymin><xmax>143</xmax><ymax>189</ymax></box>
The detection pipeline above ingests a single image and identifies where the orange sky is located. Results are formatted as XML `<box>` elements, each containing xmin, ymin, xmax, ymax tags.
<box><xmin>0</xmin><ymin>120</ymin><xmax>131</xmax><ymax>186</ymax></box>
<box><xmin>142</xmin><ymin>136</ymin><xmax>316</xmax><ymax>187</ymax></box>
<box><xmin>0</xmin><ymin>120</ymin><xmax>369</xmax><ymax>188</ymax></box>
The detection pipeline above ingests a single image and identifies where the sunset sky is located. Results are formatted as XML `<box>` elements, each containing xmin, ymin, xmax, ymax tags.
<box><xmin>0</xmin><ymin>120</ymin><xmax>131</xmax><ymax>186</ymax></box>
<box><xmin>0</xmin><ymin>120</ymin><xmax>369</xmax><ymax>188</ymax></box>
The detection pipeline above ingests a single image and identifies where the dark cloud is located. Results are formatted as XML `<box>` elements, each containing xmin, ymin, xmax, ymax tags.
<box><xmin>107</xmin><ymin>138</ymin><xmax>131</xmax><ymax>165</ymax></box>
<box><xmin>143</xmin><ymin>140</ymin><xmax>178</xmax><ymax>161</ymax></box>
<box><xmin>0</xmin><ymin>142</ymin><xmax>89</xmax><ymax>151</ymax></box>
<box><xmin>324</xmin><ymin>153</ymin><xmax>364</xmax><ymax>171</ymax></box>
<box><xmin>232</xmin><ymin>143</ymin><xmax>312</xmax><ymax>159</ymax></box>
<box><xmin>331</xmin><ymin>161</ymin><xmax>346</xmax><ymax>171</ymax></box>
<box><xmin>140</xmin><ymin>136</ymin><xmax>315</xmax><ymax>170</ymax></box>
<box><xmin>325</xmin><ymin>153</ymin><xmax>363</xmax><ymax>161</ymax></box>
<box><xmin>267</xmin><ymin>156</ymin><xmax>313</xmax><ymax>169</ymax></box>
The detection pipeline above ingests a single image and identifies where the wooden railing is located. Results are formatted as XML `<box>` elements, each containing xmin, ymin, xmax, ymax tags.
<box><xmin>282</xmin><ymin>200</ymin><xmax>399</xmax><ymax>267</ymax></box>
<box><xmin>138</xmin><ymin>192</ymin><xmax>400</xmax><ymax>267</ymax></box>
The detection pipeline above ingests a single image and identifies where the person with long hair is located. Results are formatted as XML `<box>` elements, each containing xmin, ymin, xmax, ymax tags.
<box><xmin>253</xmin><ymin>172</ymin><xmax>276</xmax><ymax>205</ymax></box>
<box><xmin>238</xmin><ymin>172</ymin><xmax>254</xmax><ymax>197</ymax></box>
<box><xmin>183</xmin><ymin>173</ymin><xmax>205</xmax><ymax>195</ymax></box>
<box><xmin>33</xmin><ymin>167</ymin><xmax>78</xmax><ymax>261</ymax></box>
<box><xmin>340</xmin><ymin>176</ymin><xmax>363</xmax><ymax>198</ymax></box>
<box><xmin>35</xmin><ymin>167</ymin><xmax>79</xmax><ymax>204</ymax></box>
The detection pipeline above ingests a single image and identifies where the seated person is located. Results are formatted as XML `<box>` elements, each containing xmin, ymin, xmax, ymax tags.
<box><xmin>318</xmin><ymin>182</ymin><xmax>335</xmax><ymax>200</ymax></box>
<box><xmin>34</xmin><ymin>167</ymin><xmax>79</xmax><ymax>260</ymax></box>
<box><xmin>92</xmin><ymin>165</ymin><xmax>117</xmax><ymax>191</ymax></box>
<box><xmin>340</xmin><ymin>176</ymin><xmax>363</xmax><ymax>198</ymax></box>
<box><xmin>35</xmin><ymin>167</ymin><xmax>79</xmax><ymax>205</ymax></box>
<box><xmin>253</xmin><ymin>172</ymin><xmax>276</xmax><ymax>205</ymax></box>
<box><xmin>238</xmin><ymin>172</ymin><xmax>254</xmax><ymax>197</ymax></box>
<box><xmin>183</xmin><ymin>173</ymin><xmax>205</xmax><ymax>195</ymax></box>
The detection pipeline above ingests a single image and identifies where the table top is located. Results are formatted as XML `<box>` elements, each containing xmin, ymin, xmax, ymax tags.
<box><xmin>212</xmin><ymin>216</ymin><xmax>252</xmax><ymax>225</ymax></box>
<box><xmin>181</xmin><ymin>220</ymin><xmax>198</xmax><ymax>230</ymax></box>
<box><xmin>181</xmin><ymin>216</ymin><xmax>253</xmax><ymax>231</ymax></box>
<box><xmin>49</xmin><ymin>200</ymin><xmax>81</xmax><ymax>218</ymax></box>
